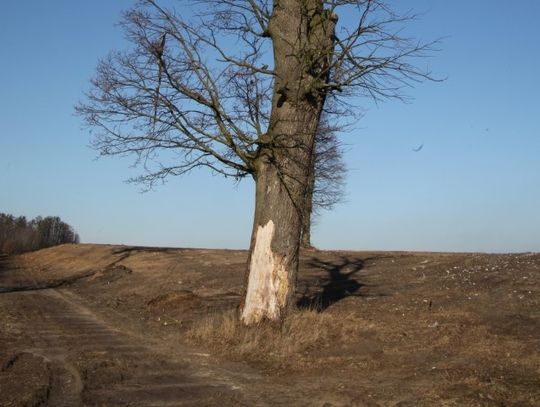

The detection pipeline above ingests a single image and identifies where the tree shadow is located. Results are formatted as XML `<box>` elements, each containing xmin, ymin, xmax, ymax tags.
<box><xmin>111</xmin><ymin>246</ymin><xmax>180</xmax><ymax>256</ymax></box>
<box><xmin>297</xmin><ymin>256</ymin><xmax>367</xmax><ymax>311</ymax></box>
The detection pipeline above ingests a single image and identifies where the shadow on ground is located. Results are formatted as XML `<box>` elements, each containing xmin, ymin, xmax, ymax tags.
<box><xmin>112</xmin><ymin>246</ymin><xmax>182</xmax><ymax>256</ymax></box>
<box><xmin>298</xmin><ymin>256</ymin><xmax>366</xmax><ymax>311</ymax></box>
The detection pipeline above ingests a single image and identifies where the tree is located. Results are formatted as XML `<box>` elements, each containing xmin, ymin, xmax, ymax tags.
<box><xmin>77</xmin><ymin>0</ymin><xmax>436</xmax><ymax>324</ymax></box>
<box><xmin>301</xmin><ymin>113</ymin><xmax>346</xmax><ymax>249</ymax></box>
<box><xmin>0</xmin><ymin>213</ymin><xmax>79</xmax><ymax>255</ymax></box>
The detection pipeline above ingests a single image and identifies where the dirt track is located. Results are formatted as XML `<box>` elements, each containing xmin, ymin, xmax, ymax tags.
<box><xmin>1</xmin><ymin>245</ymin><xmax>539</xmax><ymax>406</ymax></box>
<box><xmin>1</xmin><ymin>288</ymin><xmax>241</xmax><ymax>406</ymax></box>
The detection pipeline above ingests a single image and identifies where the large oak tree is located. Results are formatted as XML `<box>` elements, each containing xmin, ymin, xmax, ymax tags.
<box><xmin>78</xmin><ymin>0</ymin><xmax>436</xmax><ymax>324</ymax></box>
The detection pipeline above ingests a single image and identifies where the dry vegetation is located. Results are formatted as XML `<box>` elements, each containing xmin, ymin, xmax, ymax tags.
<box><xmin>186</xmin><ymin>308</ymin><xmax>365</xmax><ymax>369</ymax></box>
<box><xmin>1</xmin><ymin>244</ymin><xmax>539</xmax><ymax>406</ymax></box>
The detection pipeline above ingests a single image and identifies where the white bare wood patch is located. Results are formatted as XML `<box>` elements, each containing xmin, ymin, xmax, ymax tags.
<box><xmin>241</xmin><ymin>220</ymin><xmax>288</xmax><ymax>324</ymax></box>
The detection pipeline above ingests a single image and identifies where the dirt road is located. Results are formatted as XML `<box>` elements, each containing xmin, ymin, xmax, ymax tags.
<box><xmin>1</xmin><ymin>286</ymin><xmax>243</xmax><ymax>406</ymax></box>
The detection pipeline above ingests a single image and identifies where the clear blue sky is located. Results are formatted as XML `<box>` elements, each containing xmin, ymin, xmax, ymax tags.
<box><xmin>1</xmin><ymin>1</ymin><xmax>539</xmax><ymax>253</ymax></box>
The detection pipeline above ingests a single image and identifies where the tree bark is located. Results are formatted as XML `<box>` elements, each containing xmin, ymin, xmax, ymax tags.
<box><xmin>240</xmin><ymin>0</ymin><xmax>336</xmax><ymax>324</ymax></box>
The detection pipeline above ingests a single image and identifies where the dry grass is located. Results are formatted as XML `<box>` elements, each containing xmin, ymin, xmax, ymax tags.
<box><xmin>186</xmin><ymin>308</ymin><xmax>365</xmax><ymax>368</ymax></box>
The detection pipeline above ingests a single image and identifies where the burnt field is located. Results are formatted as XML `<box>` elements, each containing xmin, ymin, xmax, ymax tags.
<box><xmin>1</xmin><ymin>244</ymin><xmax>539</xmax><ymax>406</ymax></box>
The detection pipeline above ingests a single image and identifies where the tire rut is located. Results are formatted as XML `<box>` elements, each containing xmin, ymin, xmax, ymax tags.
<box><xmin>8</xmin><ymin>288</ymin><xmax>239</xmax><ymax>406</ymax></box>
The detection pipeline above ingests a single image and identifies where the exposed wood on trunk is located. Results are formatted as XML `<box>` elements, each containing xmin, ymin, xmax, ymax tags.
<box><xmin>241</xmin><ymin>220</ymin><xmax>289</xmax><ymax>324</ymax></box>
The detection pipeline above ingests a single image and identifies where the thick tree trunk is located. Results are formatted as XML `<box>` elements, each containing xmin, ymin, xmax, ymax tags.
<box><xmin>241</xmin><ymin>157</ymin><xmax>303</xmax><ymax>324</ymax></box>
<box><xmin>240</xmin><ymin>0</ymin><xmax>336</xmax><ymax>325</ymax></box>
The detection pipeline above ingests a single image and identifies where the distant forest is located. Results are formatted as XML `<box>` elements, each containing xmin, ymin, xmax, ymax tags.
<box><xmin>0</xmin><ymin>213</ymin><xmax>80</xmax><ymax>255</ymax></box>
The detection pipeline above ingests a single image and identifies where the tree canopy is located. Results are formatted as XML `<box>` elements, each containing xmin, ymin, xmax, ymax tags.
<box><xmin>77</xmin><ymin>0</ymin><xmax>436</xmax><ymax>188</ymax></box>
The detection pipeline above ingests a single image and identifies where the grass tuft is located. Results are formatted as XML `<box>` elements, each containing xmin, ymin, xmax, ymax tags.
<box><xmin>186</xmin><ymin>308</ymin><xmax>365</xmax><ymax>368</ymax></box>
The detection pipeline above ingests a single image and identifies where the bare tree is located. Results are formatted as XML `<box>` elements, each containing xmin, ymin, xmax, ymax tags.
<box><xmin>301</xmin><ymin>114</ymin><xmax>346</xmax><ymax>249</ymax></box>
<box><xmin>77</xmin><ymin>0</ymin><xmax>437</xmax><ymax>324</ymax></box>
<box><xmin>0</xmin><ymin>213</ymin><xmax>79</xmax><ymax>255</ymax></box>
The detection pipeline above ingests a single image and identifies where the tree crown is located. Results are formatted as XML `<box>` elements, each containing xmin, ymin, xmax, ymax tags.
<box><xmin>77</xmin><ymin>0</ymin><xmax>437</xmax><ymax>187</ymax></box>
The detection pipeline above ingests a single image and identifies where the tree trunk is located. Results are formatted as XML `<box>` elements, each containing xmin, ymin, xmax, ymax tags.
<box><xmin>240</xmin><ymin>0</ymin><xmax>336</xmax><ymax>325</ymax></box>
<box><xmin>301</xmin><ymin>156</ymin><xmax>316</xmax><ymax>249</ymax></box>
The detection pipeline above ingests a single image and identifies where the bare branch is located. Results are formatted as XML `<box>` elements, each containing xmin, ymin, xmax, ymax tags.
<box><xmin>77</xmin><ymin>0</ymin><xmax>438</xmax><ymax>188</ymax></box>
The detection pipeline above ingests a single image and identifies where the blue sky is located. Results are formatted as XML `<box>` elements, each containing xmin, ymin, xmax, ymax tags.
<box><xmin>1</xmin><ymin>1</ymin><xmax>539</xmax><ymax>253</ymax></box>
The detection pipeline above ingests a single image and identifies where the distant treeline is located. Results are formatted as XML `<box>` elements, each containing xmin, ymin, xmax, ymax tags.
<box><xmin>0</xmin><ymin>213</ymin><xmax>80</xmax><ymax>255</ymax></box>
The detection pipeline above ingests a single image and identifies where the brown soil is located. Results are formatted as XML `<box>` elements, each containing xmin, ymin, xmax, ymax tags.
<box><xmin>0</xmin><ymin>245</ymin><xmax>539</xmax><ymax>406</ymax></box>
